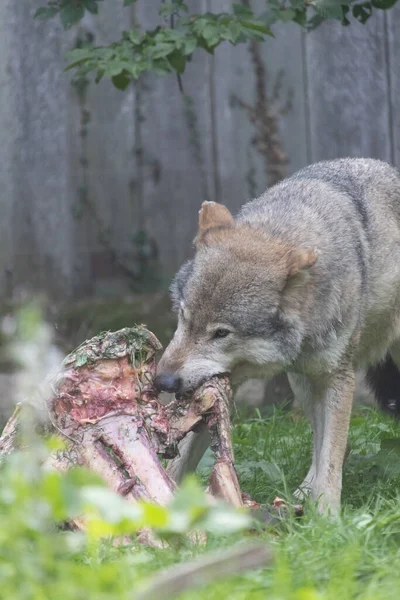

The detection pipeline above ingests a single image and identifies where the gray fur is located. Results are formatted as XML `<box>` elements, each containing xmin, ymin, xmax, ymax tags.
<box><xmin>170</xmin><ymin>259</ymin><xmax>194</xmax><ymax>312</ymax></box>
<box><xmin>159</xmin><ymin>158</ymin><xmax>400</xmax><ymax>512</ymax></box>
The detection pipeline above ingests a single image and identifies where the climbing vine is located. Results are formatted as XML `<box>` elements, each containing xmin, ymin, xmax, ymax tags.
<box><xmin>34</xmin><ymin>0</ymin><xmax>398</xmax><ymax>90</ymax></box>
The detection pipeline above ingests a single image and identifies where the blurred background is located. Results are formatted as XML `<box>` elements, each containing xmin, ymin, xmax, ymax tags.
<box><xmin>2</xmin><ymin>0</ymin><xmax>392</xmax><ymax>425</ymax></box>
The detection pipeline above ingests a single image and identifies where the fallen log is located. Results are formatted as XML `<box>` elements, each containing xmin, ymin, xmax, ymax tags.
<box><xmin>136</xmin><ymin>542</ymin><xmax>273</xmax><ymax>600</ymax></box>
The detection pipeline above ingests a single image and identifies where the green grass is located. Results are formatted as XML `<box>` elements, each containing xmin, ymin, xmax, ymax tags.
<box><xmin>3</xmin><ymin>406</ymin><xmax>400</xmax><ymax>599</ymax></box>
<box><xmin>138</xmin><ymin>406</ymin><xmax>400</xmax><ymax>599</ymax></box>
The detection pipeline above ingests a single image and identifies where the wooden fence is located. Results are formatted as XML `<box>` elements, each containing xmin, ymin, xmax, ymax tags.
<box><xmin>1</xmin><ymin>0</ymin><xmax>399</xmax><ymax>299</ymax></box>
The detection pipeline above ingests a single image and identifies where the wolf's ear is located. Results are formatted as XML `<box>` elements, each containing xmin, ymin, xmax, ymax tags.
<box><xmin>286</xmin><ymin>248</ymin><xmax>318</xmax><ymax>276</ymax></box>
<box><xmin>280</xmin><ymin>247</ymin><xmax>318</xmax><ymax>314</ymax></box>
<box><xmin>195</xmin><ymin>201</ymin><xmax>235</xmax><ymax>247</ymax></box>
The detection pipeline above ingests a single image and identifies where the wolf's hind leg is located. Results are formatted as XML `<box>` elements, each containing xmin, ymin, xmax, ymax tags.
<box><xmin>289</xmin><ymin>369</ymin><xmax>353</xmax><ymax>511</ymax></box>
<box><xmin>366</xmin><ymin>342</ymin><xmax>400</xmax><ymax>416</ymax></box>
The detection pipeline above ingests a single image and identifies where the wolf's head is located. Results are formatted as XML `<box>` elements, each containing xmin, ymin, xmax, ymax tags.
<box><xmin>155</xmin><ymin>201</ymin><xmax>317</xmax><ymax>396</ymax></box>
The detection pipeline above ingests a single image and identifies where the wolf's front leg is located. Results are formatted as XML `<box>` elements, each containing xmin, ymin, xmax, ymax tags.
<box><xmin>288</xmin><ymin>373</ymin><xmax>323</xmax><ymax>499</ymax></box>
<box><xmin>311</xmin><ymin>367</ymin><xmax>355</xmax><ymax>513</ymax></box>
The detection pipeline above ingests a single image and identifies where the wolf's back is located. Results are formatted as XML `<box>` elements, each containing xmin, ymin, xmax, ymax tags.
<box><xmin>239</xmin><ymin>158</ymin><xmax>400</xmax><ymax>292</ymax></box>
<box><xmin>238</xmin><ymin>158</ymin><xmax>400</xmax><ymax>416</ymax></box>
<box><xmin>239</xmin><ymin>158</ymin><xmax>400</xmax><ymax>234</ymax></box>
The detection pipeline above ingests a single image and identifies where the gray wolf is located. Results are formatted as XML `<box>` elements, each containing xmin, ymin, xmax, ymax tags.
<box><xmin>155</xmin><ymin>158</ymin><xmax>400</xmax><ymax>513</ymax></box>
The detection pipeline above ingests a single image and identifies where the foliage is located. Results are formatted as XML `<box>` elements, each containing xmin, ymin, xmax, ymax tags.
<box><xmin>0</xmin><ymin>437</ymin><xmax>251</xmax><ymax>599</ymax></box>
<box><xmin>34</xmin><ymin>0</ymin><xmax>399</xmax><ymax>90</ymax></box>
<box><xmin>2</xmin><ymin>406</ymin><xmax>400</xmax><ymax>598</ymax></box>
<box><xmin>4</xmin><ymin>302</ymin><xmax>400</xmax><ymax>596</ymax></box>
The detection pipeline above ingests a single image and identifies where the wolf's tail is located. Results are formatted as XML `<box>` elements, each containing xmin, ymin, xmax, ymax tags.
<box><xmin>366</xmin><ymin>355</ymin><xmax>400</xmax><ymax>417</ymax></box>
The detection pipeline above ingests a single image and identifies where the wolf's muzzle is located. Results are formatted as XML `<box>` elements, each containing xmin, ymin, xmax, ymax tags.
<box><xmin>153</xmin><ymin>374</ymin><xmax>182</xmax><ymax>394</ymax></box>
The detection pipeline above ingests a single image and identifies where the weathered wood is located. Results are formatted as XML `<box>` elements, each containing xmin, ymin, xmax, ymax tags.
<box><xmin>210</xmin><ymin>0</ymin><xmax>308</xmax><ymax>215</ymax></box>
<box><xmin>386</xmin><ymin>6</ymin><xmax>400</xmax><ymax>167</ymax></box>
<box><xmin>136</xmin><ymin>543</ymin><xmax>273</xmax><ymax>600</ymax></box>
<box><xmin>78</xmin><ymin>4</ymin><xmax>138</xmax><ymax>294</ymax></box>
<box><xmin>135</xmin><ymin>1</ymin><xmax>217</xmax><ymax>273</ymax></box>
<box><xmin>305</xmin><ymin>16</ymin><xmax>391</xmax><ymax>163</ymax></box>
<box><xmin>0</xmin><ymin>1</ymin><xmax>16</xmax><ymax>301</ymax></box>
<box><xmin>0</xmin><ymin>404</ymin><xmax>21</xmax><ymax>461</ymax></box>
<box><xmin>210</xmin><ymin>0</ymin><xmax>265</xmax><ymax>209</ymax></box>
<box><xmin>1</xmin><ymin>3</ymin><xmax>400</xmax><ymax>300</ymax></box>
<box><xmin>4</xmin><ymin>1</ymin><xmax>76</xmax><ymax>299</ymax></box>
<box><xmin>263</xmin><ymin>21</ymin><xmax>309</xmax><ymax>175</ymax></box>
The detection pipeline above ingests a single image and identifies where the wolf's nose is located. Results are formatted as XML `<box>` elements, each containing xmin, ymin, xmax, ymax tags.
<box><xmin>153</xmin><ymin>374</ymin><xmax>181</xmax><ymax>394</ymax></box>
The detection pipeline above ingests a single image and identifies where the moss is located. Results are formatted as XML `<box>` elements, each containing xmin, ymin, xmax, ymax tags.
<box><xmin>63</xmin><ymin>325</ymin><xmax>162</xmax><ymax>369</ymax></box>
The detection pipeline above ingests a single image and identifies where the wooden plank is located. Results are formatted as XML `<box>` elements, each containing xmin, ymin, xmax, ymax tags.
<box><xmin>72</xmin><ymin>3</ymin><xmax>137</xmax><ymax>295</ymax></box>
<box><xmin>135</xmin><ymin>1</ymin><xmax>217</xmax><ymax>275</ymax></box>
<box><xmin>305</xmin><ymin>15</ymin><xmax>391</xmax><ymax>163</ymax></box>
<box><xmin>0</xmin><ymin>1</ymin><xmax>17</xmax><ymax>300</ymax></box>
<box><xmin>210</xmin><ymin>0</ymin><xmax>309</xmax><ymax>215</ymax></box>
<box><xmin>260</xmin><ymin>20</ymin><xmax>310</xmax><ymax>176</ymax></box>
<box><xmin>3</xmin><ymin>0</ymin><xmax>76</xmax><ymax>300</ymax></box>
<box><xmin>386</xmin><ymin>5</ymin><xmax>400</xmax><ymax>167</ymax></box>
<box><xmin>210</xmin><ymin>0</ymin><xmax>264</xmax><ymax>209</ymax></box>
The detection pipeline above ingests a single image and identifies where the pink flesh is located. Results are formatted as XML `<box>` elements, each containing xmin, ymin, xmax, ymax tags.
<box><xmin>49</xmin><ymin>351</ymin><xmax>249</xmax><ymax>534</ymax></box>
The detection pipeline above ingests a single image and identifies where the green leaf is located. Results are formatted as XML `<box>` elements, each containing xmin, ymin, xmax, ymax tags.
<box><xmin>311</xmin><ymin>0</ymin><xmax>346</xmax><ymax>19</ymax></box>
<box><xmin>220</xmin><ymin>21</ymin><xmax>242</xmax><ymax>43</ymax></box>
<box><xmin>81</xmin><ymin>485</ymin><xmax>142</xmax><ymax>524</ymax></box>
<box><xmin>151</xmin><ymin>59</ymin><xmax>173</xmax><ymax>75</ymax></box>
<box><xmin>124</xmin><ymin>0</ymin><xmax>138</xmax><ymax>5</ymax></box>
<box><xmin>112</xmin><ymin>72</ymin><xmax>131</xmax><ymax>91</ymax></box>
<box><xmin>293</xmin><ymin>9</ymin><xmax>308</xmax><ymax>26</ymax></box>
<box><xmin>95</xmin><ymin>68</ymin><xmax>105</xmax><ymax>83</ymax></box>
<box><xmin>197</xmin><ymin>39</ymin><xmax>216</xmax><ymax>54</ymax></box>
<box><xmin>316</xmin><ymin>5</ymin><xmax>344</xmax><ymax>18</ymax></box>
<box><xmin>33</xmin><ymin>6</ymin><xmax>59</xmax><ymax>20</ymax></box>
<box><xmin>151</xmin><ymin>42</ymin><xmax>176</xmax><ymax>59</ymax></box>
<box><xmin>232</xmin><ymin>3</ymin><xmax>253</xmax><ymax>17</ymax></box>
<box><xmin>67</xmin><ymin>48</ymin><xmax>94</xmax><ymax>61</ymax></box>
<box><xmin>65</xmin><ymin>58</ymin><xmax>91</xmax><ymax>72</ymax></box>
<box><xmin>140</xmin><ymin>502</ymin><xmax>169</xmax><ymax>528</ymax></box>
<box><xmin>167</xmin><ymin>50</ymin><xmax>186</xmax><ymax>73</ymax></box>
<box><xmin>202</xmin><ymin>506</ymin><xmax>251</xmax><ymax>535</ymax></box>
<box><xmin>60</xmin><ymin>4</ymin><xmax>85</xmax><ymax>29</ymax></box>
<box><xmin>83</xmin><ymin>0</ymin><xmax>99</xmax><ymax>15</ymax></box>
<box><xmin>380</xmin><ymin>438</ymin><xmax>400</xmax><ymax>453</ymax></box>
<box><xmin>170</xmin><ymin>476</ymin><xmax>208</xmax><ymax>514</ymax></box>
<box><xmin>276</xmin><ymin>8</ymin><xmax>297</xmax><ymax>22</ymax></box>
<box><xmin>240</xmin><ymin>20</ymin><xmax>273</xmax><ymax>35</ymax></box>
<box><xmin>372</xmin><ymin>0</ymin><xmax>397</xmax><ymax>8</ymax></box>
<box><xmin>306</xmin><ymin>13</ymin><xmax>326</xmax><ymax>29</ymax></box>
<box><xmin>183</xmin><ymin>37</ymin><xmax>198</xmax><ymax>55</ymax></box>
<box><xmin>352</xmin><ymin>3</ymin><xmax>372</xmax><ymax>23</ymax></box>
<box><xmin>290</xmin><ymin>0</ymin><xmax>308</xmax><ymax>7</ymax></box>
<box><xmin>128</xmin><ymin>29</ymin><xmax>142</xmax><ymax>45</ymax></box>
<box><xmin>65</xmin><ymin>48</ymin><xmax>93</xmax><ymax>71</ymax></box>
<box><xmin>73</xmin><ymin>352</ymin><xmax>88</xmax><ymax>367</ymax></box>
<box><xmin>367</xmin><ymin>438</ymin><xmax>400</xmax><ymax>477</ymax></box>
<box><xmin>260</xmin><ymin>10</ymin><xmax>279</xmax><ymax>27</ymax></box>
<box><xmin>341</xmin><ymin>5</ymin><xmax>351</xmax><ymax>24</ymax></box>
<box><xmin>159</xmin><ymin>1</ymin><xmax>189</xmax><ymax>17</ymax></box>
<box><xmin>202</xmin><ymin>22</ymin><xmax>220</xmax><ymax>47</ymax></box>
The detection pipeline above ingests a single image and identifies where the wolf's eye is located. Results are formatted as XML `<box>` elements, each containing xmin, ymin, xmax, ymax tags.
<box><xmin>213</xmin><ymin>328</ymin><xmax>231</xmax><ymax>339</ymax></box>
